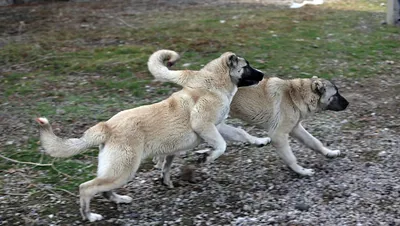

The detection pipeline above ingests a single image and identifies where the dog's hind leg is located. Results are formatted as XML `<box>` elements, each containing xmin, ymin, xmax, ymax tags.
<box><xmin>153</xmin><ymin>155</ymin><xmax>165</xmax><ymax>169</ymax></box>
<box><xmin>217</xmin><ymin>122</ymin><xmax>271</xmax><ymax>146</ymax></box>
<box><xmin>161</xmin><ymin>155</ymin><xmax>175</xmax><ymax>188</ymax></box>
<box><xmin>271</xmin><ymin>133</ymin><xmax>315</xmax><ymax>176</ymax></box>
<box><xmin>290</xmin><ymin>123</ymin><xmax>341</xmax><ymax>158</ymax></box>
<box><xmin>79</xmin><ymin>147</ymin><xmax>142</xmax><ymax>222</ymax></box>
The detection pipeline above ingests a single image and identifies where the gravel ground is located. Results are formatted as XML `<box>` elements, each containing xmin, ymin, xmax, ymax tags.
<box><xmin>1</xmin><ymin>74</ymin><xmax>399</xmax><ymax>225</ymax></box>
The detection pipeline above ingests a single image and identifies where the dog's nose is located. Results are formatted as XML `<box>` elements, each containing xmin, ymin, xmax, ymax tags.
<box><xmin>256</xmin><ymin>68</ymin><xmax>264</xmax><ymax>76</ymax></box>
<box><xmin>340</xmin><ymin>96</ymin><xmax>349</xmax><ymax>110</ymax></box>
<box><xmin>343</xmin><ymin>100</ymin><xmax>349</xmax><ymax>109</ymax></box>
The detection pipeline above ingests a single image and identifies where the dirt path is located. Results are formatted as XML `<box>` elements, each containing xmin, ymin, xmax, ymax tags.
<box><xmin>1</xmin><ymin>74</ymin><xmax>399</xmax><ymax>225</ymax></box>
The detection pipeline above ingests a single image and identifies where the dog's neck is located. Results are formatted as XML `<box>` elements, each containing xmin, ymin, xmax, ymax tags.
<box><xmin>176</xmin><ymin>56</ymin><xmax>238</xmax><ymax>97</ymax></box>
<box><xmin>287</xmin><ymin>79</ymin><xmax>321</xmax><ymax>118</ymax></box>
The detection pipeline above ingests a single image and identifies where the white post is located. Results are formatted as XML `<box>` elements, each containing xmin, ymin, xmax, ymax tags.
<box><xmin>386</xmin><ymin>0</ymin><xmax>400</xmax><ymax>25</ymax></box>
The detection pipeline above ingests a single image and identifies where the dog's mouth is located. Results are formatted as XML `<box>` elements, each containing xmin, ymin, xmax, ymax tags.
<box><xmin>237</xmin><ymin>68</ymin><xmax>264</xmax><ymax>87</ymax></box>
<box><xmin>244</xmin><ymin>79</ymin><xmax>261</xmax><ymax>86</ymax></box>
<box><xmin>326</xmin><ymin>93</ymin><xmax>349</xmax><ymax>111</ymax></box>
<box><xmin>237</xmin><ymin>78</ymin><xmax>262</xmax><ymax>87</ymax></box>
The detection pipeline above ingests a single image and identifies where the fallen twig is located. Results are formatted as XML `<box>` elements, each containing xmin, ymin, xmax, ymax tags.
<box><xmin>0</xmin><ymin>153</ymin><xmax>52</xmax><ymax>167</ymax></box>
<box><xmin>38</xmin><ymin>185</ymin><xmax>61</xmax><ymax>197</ymax></box>
<box><xmin>117</xmin><ymin>17</ymin><xmax>135</xmax><ymax>29</ymax></box>
<box><xmin>53</xmin><ymin>188</ymin><xmax>77</xmax><ymax>197</ymax></box>
<box><xmin>50</xmin><ymin>158</ymin><xmax>72</xmax><ymax>178</ymax></box>
<box><xmin>0</xmin><ymin>154</ymin><xmax>74</xmax><ymax>179</ymax></box>
<box><xmin>0</xmin><ymin>192</ymin><xmax>30</xmax><ymax>196</ymax></box>
<box><xmin>246</xmin><ymin>126</ymin><xmax>256</xmax><ymax>133</ymax></box>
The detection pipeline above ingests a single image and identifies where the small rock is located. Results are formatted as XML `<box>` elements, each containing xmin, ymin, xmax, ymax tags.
<box><xmin>378</xmin><ymin>151</ymin><xmax>387</xmax><ymax>157</ymax></box>
<box><xmin>364</xmin><ymin>162</ymin><xmax>374</xmax><ymax>167</ymax></box>
<box><xmin>5</xmin><ymin>141</ymin><xmax>14</xmax><ymax>146</ymax></box>
<box><xmin>243</xmin><ymin>204</ymin><xmax>251</xmax><ymax>211</ymax></box>
<box><xmin>294</xmin><ymin>202</ymin><xmax>310</xmax><ymax>211</ymax></box>
<box><xmin>56</xmin><ymin>108</ymin><xmax>66</xmax><ymax>115</ymax></box>
<box><xmin>181</xmin><ymin>165</ymin><xmax>196</xmax><ymax>183</ymax></box>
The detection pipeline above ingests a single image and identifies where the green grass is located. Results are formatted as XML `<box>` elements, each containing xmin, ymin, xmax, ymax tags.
<box><xmin>0</xmin><ymin>139</ymin><xmax>97</xmax><ymax>192</ymax></box>
<box><xmin>0</xmin><ymin>0</ymin><xmax>399</xmax><ymax>193</ymax></box>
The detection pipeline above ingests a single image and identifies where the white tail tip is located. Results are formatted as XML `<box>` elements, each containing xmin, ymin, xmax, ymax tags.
<box><xmin>36</xmin><ymin>117</ymin><xmax>49</xmax><ymax>125</ymax></box>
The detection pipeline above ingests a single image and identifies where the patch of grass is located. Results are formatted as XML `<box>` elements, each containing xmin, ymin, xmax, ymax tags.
<box><xmin>94</xmin><ymin>78</ymin><xmax>149</xmax><ymax>97</ymax></box>
<box><xmin>1</xmin><ymin>1</ymin><xmax>398</xmax><ymax>81</ymax></box>
<box><xmin>1</xmin><ymin>140</ymin><xmax>97</xmax><ymax>192</ymax></box>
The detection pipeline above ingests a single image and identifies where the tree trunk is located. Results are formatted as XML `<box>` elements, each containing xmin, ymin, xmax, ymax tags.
<box><xmin>386</xmin><ymin>0</ymin><xmax>400</xmax><ymax>25</ymax></box>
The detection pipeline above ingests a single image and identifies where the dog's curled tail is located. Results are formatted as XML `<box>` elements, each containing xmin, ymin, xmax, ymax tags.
<box><xmin>36</xmin><ymin>117</ymin><xmax>111</xmax><ymax>158</ymax></box>
<box><xmin>148</xmin><ymin>49</ymin><xmax>189</xmax><ymax>86</ymax></box>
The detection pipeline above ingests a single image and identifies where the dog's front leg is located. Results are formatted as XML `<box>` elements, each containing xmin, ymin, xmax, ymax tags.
<box><xmin>290</xmin><ymin>123</ymin><xmax>341</xmax><ymax>157</ymax></box>
<box><xmin>271</xmin><ymin>133</ymin><xmax>315</xmax><ymax>176</ymax></box>
<box><xmin>217</xmin><ymin>122</ymin><xmax>271</xmax><ymax>146</ymax></box>
<box><xmin>192</xmin><ymin>122</ymin><xmax>226</xmax><ymax>163</ymax></box>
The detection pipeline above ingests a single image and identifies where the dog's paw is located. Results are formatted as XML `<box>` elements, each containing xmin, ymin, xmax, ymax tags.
<box><xmin>160</xmin><ymin>177</ymin><xmax>174</xmax><ymax>189</ymax></box>
<box><xmin>254</xmin><ymin>137</ymin><xmax>271</xmax><ymax>147</ymax></box>
<box><xmin>111</xmin><ymin>195</ymin><xmax>133</xmax><ymax>204</ymax></box>
<box><xmin>195</xmin><ymin>149</ymin><xmax>211</xmax><ymax>163</ymax></box>
<box><xmin>87</xmin><ymin>213</ymin><xmax>103</xmax><ymax>222</ymax></box>
<box><xmin>325</xmin><ymin>149</ymin><xmax>341</xmax><ymax>158</ymax></box>
<box><xmin>290</xmin><ymin>164</ymin><xmax>315</xmax><ymax>176</ymax></box>
<box><xmin>298</xmin><ymin>168</ymin><xmax>315</xmax><ymax>176</ymax></box>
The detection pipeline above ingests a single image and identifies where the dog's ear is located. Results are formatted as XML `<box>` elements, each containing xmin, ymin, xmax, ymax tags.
<box><xmin>312</xmin><ymin>79</ymin><xmax>325</xmax><ymax>95</ymax></box>
<box><xmin>228</xmin><ymin>54</ymin><xmax>239</xmax><ymax>68</ymax></box>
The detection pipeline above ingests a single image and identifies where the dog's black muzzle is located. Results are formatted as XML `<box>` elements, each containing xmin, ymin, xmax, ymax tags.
<box><xmin>237</xmin><ymin>66</ymin><xmax>264</xmax><ymax>87</ymax></box>
<box><xmin>326</xmin><ymin>93</ymin><xmax>349</xmax><ymax>111</ymax></box>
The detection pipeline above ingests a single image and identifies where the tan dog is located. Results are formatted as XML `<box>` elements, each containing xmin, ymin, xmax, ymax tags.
<box><xmin>223</xmin><ymin>76</ymin><xmax>348</xmax><ymax>175</ymax></box>
<box><xmin>157</xmin><ymin>76</ymin><xmax>348</xmax><ymax>178</ymax></box>
<box><xmin>36</xmin><ymin>49</ymin><xmax>264</xmax><ymax>222</ymax></box>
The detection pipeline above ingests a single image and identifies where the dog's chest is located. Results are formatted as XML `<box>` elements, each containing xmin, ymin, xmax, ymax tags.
<box><xmin>216</xmin><ymin>88</ymin><xmax>238</xmax><ymax>124</ymax></box>
<box><xmin>216</xmin><ymin>105</ymin><xmax>230</xmax><ymax>124</ymax></box>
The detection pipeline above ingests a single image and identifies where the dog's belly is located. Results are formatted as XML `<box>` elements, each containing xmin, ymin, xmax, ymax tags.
<box><xmin>146</xmin><ymin>131</ymin><xmax>201</xmax><ymax>157</ymax></box>
<box><xmin>173</xmin><ymin>132</ymin><xmax>202</xmax><ymax>151</ymax></box>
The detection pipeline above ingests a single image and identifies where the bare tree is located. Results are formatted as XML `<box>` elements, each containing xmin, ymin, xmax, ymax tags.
<box><xmin>386</xmin><ymin>0</ymin><xmax>400</xmax><ymax>25</ymax></box>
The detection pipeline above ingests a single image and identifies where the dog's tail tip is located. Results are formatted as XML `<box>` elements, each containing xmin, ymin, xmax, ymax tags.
<box><xmin>36</xmin><ymin>117</ymin><xmax>49</xmax><ymax>126</ymax></box>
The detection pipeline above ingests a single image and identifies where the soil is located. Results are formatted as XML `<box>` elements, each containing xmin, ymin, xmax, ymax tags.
<box><xmin>1</xmin><ymin>1</ymin><xmax>399</xmax><ymax>225</ymax></box>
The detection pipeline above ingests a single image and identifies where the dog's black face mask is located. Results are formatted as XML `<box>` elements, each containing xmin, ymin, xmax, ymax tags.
<box><xmin>228</xmin><ymin>55</ymin><xmax>264</xmax><ymax>87</ymax></box>
<box><xmin>326</xmin><ymin>89</ymin><xmax>349</xmax><ymax>111</ymax></box>
<box><xmin>316</xmin><ymin>81</ymin><xmax>349</xmax><ymax>111</ymax></box>
<box><xmin>314</xmin><ymin>79</ymin><xmax>349</xmax><ymax>111</ymax></box>
<box><xmin>237</xmin><ymin>61</ymin><xmax>265</xmax><ymax>87</ymax></box>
